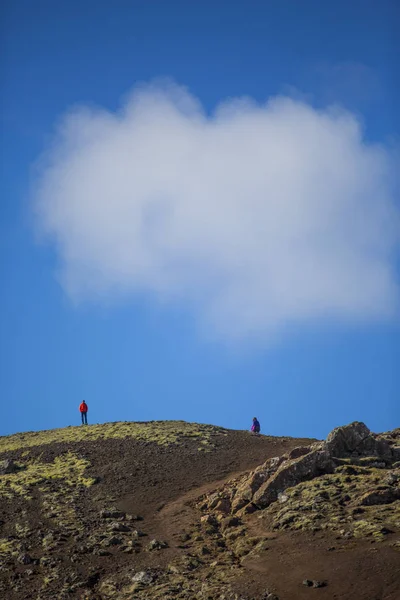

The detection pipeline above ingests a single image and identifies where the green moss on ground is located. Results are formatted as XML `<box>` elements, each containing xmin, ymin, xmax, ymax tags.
<box><xmin>0</xmin><ymin>452</ymin><xmax>95</xmax><ymax>499</ymax></box>
<box><xmin>0</xmin><ymin>421</ymin><xmax>227</xmax><ymax>453</ymax></box>
<box><xmin>0</xmin><ymin>452</ymin><xmax>97</xmax><ymax>561</ymax></box>
<box><xmin>263</xmin><ymin>465</ymin><xmax>400</xmax><ymax>540</ymax></box>
<box><xmin>0</xmin><ymin>538</ymin><xmax>17</xmax><ymax>557</ymax></box>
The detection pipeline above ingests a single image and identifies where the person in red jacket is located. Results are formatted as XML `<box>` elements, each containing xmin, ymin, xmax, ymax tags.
<box><xmin>79</xmin><ymin>401</ymin><xmax>88</xmax><ymax>425</ymax></box>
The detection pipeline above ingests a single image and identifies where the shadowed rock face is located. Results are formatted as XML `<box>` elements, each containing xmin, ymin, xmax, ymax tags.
<box><xmin>0</xmin><ymin>459</ymin><xmax>19</xmax><ymax>475</ymax></box>
<box><xmin>252</xmin><ymin>449</ymin><xmax>335</xmax><ymax>509</ymax></box>
<box><xmin>326</xmin><ymin>421</ymin><xmax>371</xmax><ymax>455</ymax></box>
<box><xmin>231</xmin><ymin>456</ymin><xmax>286</xmax><ymax>513</ymax></box>
<box><xmin>326</xmin><ymin>422</ymin><xmax>393</xmax><ymax>460</ymax></box>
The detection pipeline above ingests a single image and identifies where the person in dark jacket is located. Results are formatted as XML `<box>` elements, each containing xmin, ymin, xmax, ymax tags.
<box><xmin>79</xmin><ymin>401</ymin><xmax>88</xmax><ymax>425</ymax></box>
<box><xmin>251</xmin><ymin>417</ymin><xmax>260</xmax><ymax>434</ymax></box>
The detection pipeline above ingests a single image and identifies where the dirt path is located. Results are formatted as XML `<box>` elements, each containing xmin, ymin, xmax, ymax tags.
<box><xmin>142</xmin><ymin>461</ymin><xmax>400</xmax><ymax>600</ymax></box>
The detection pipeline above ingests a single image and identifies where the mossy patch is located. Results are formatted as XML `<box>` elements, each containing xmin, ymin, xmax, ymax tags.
<box><xmin>233</xmin><ymin>536</ymin><xmax>263</xmax><ymax>556</ymax></box>
<box><xmin>263</xmin><ymin>465</ymin><xmax>400</xmax><ymax>540</ymax></box>
<box><xmin>0</xmin><ymin>538</ymin><xmax>18</xmax><ymax>558</ymax></box>
<box><xmin>0</xmin><ymin>452</ymin><xmax>95</xmax><ymax>499</ymax></box>
<box><xmin>0</xmin><ymin>421</ymin><xmax>228</xmax><ymax>454</ymax></box>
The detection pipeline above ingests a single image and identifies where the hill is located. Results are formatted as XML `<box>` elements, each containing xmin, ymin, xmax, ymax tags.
<box><xmin>0</xmin><ymin>420</ymin><xmax>399</xmax><ymax>599</ymax></box>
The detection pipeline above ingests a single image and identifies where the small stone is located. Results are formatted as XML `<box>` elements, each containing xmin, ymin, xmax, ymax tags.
<box><xmin>132</xmin><ymin>570</ymin><xmax>156</xmax><ymax>585</ymax></box>
<box><xmin>100</xmin><ymin>509</ymin><xmax>126</xmax><ymax>519</ymax></box>
<box><xmin>18</xmin><ymin>553</ymin><xmax>32</xmax><ymax>565</ymax></box>
<box><xmin>148</xmin><ymin>539</ymin><xmax>168</xmax><ymax>551</ymax></box>
<box><xmin>380</xmin><ymin>527</ymin><xmax>394</xmax><ymax>535</ymax></box>
<box><xmin>70</xmin><ymin>553</ymin><xmax>80</xmax><ymax>562</ymax></box>
<box><xmin>386</xmin><ymin>472</ymin><xmax>399</xmax><ymax>485</ymax></box>
<box><xmin>200</xmin><ymin>514</ymin><xmax>217</xmax><ymax>526</ymax></box>
<box><xmin>313</xmin><ymin>580</ymin><xmax>327</xmax><ymax>588</ymax></box>
<box><xmin>103</xmin><ymin>536</ymin><xmax>122</xmax><ymax>546</ymax></box>
<box><xmin>263</xmin><ymin>592</ymin><xmax>279</xmax><ymax>600</ymax></box>
<box><xmin>108</xmin><ymin>522</ymin><xmax>130</xmax><ymax>532</ymax></box>
<box><xmin>132</xmin><ymin>529</ymin><xmax>146</xmax><ymax>538</ymax></box>
<box><xmin>302</xmin><ymin>579</ymin><xmax>327</xmax><ymax>588</ymax></box>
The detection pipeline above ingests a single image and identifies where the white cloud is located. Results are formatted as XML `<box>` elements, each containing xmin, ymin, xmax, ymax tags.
<box><xmin>33</xmin><ymin>80</ymin><xmax>399</xmax><ymax>342</ymax></box>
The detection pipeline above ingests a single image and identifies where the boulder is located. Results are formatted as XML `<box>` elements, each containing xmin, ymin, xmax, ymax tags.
<box><xmin>231</xmin><ymin>456</ymin><xmax>285</xmax><ymax>512</ymax></box>
<box><xmin>302</xmin><ymin>579</ymin><xmax>327</xmax><ymax>588</ymax></box>
<box><xmin>0</xmin><ymin>460</ymin><xmax>20</xmax><ymax>475</ymax></box>
<box><xmin>102</xmin><ymin>536</ymin><xmax>123</xmax><ymax>546</ymax></box>
<box><xmin>132</xmin><ymin>529</ymin><xmax>146</xmax><ymax>538</ymax></box>
<box><xmin>148</xmin><ymin>539</ymin><xmax>168</xmax><ymax>551</ymax></box>
<box><xmin>132</xmin><ymin>570</ymin><xmax>157</xmax><ymax>585</ymax></box>
<box><xmin>200</xmin><ymin>514</ymin><xmax>218</xmax><ymax>527</ymax></box>
<box><xmin>107</xmin><ymin>522</ymin><xmax>130</xmax><ymax>532</ymax></box>
<box><xmin>209</xmin><ymin>496</ymin><xmax>231</xmax><ymax>514</ymax></box>
<box><xmin>325</xmin><ymin>422</ymin><xmax>392</xmax><ymax>459</ymax></box>
<box><xmin>326</xmin><ymin>422</ymin><xmax>371</xmax><ymax>457</ymax></box>
<box><xmin>358</xmin><ymin>487</ymin><xmax>400</xmax><ymax>506</ymax></box>
<box><xmin>252</xmin><ymin>450</ymin><xmax>335</xmax><ymax>509</ymax></box>
<box><xmin>100</xmin><ymin>509</ymin><xmax>126</xmax><ymax>519</ymax></box>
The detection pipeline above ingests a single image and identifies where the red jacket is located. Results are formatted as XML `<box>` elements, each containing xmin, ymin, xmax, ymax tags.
<box><xmin>80</xmin><ymin>402</ymin><xmax>88</xmax><ymax>413</ymax></box>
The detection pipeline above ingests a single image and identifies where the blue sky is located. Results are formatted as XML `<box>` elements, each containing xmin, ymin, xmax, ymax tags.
<box><xmin>1</xmin><ymin>0</ymin><xmax>399</xmax><ymax>439</ymax></box>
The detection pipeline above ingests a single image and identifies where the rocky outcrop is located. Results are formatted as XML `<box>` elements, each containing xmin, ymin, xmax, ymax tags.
<box><xmin>252</xmin><ymin>449</ymin><xmax>335</xmax><ymax>509</ymax></box>
<box><xmin>231</xmin><ymin>456</ymin><xmax>285</xmax><ymax>512</ymax></box>
<box><xmin>325</xmin><ymin>421</ymin><xmax>370</xmax><ymax>456</ymax></box>
<box><xmin>326</xmin><ymin>422</ymin><xmax>393</xmax><ymax>460</ymax></box>
<box><xmin>201</xmin><ymin>422</ymin><xmax>399</xmax><ymax>518</ymax></box>
<box><xmin>228</xmin><ymin>444</ymin><xmax>337</xmax><ymax>514</ymax></box>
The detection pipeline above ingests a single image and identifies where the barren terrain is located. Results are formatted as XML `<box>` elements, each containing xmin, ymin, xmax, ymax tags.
<box><xmin>0</xmin><ymin>420</ymin><xmax>399</xmax><ymax>599</ymax></box>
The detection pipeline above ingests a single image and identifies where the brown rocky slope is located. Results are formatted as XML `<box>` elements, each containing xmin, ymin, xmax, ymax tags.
<box><xmin>0</xmin><ymin>420</ymin><xmax>399</xmax><ymax>599</ymax></box>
